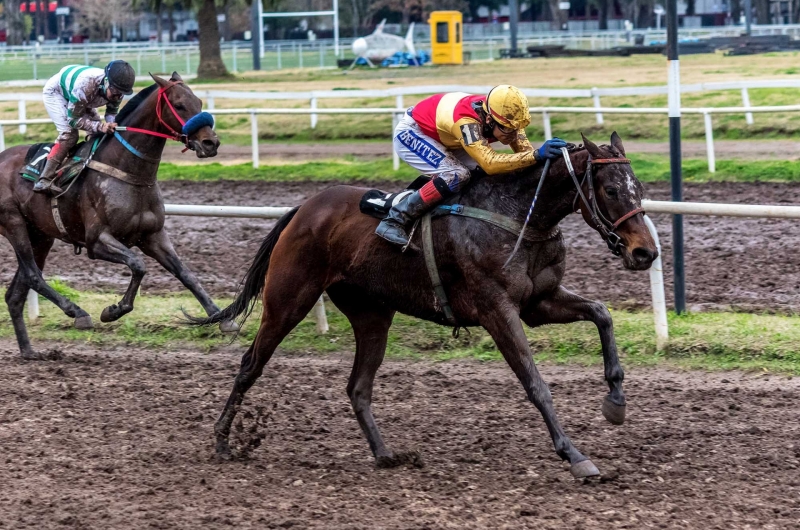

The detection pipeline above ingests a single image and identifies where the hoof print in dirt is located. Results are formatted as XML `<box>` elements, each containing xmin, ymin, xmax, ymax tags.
<box><xmin>602</xmin><ymin>396</ymin><xmax>626</xmax><ymax>425</ymax></box>
<box><xmin>376</xmin><ymin>451</ymin><xmax>424</xmax><ymax>469</ymax></box>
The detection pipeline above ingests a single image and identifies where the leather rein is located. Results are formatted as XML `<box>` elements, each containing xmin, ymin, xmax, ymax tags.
<box><xmin>562</xmin><ymin>149</ymin><xmax>645</xmax><ymax>256</ymax></box>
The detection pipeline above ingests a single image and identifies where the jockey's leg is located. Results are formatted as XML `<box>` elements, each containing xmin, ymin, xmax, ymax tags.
<box><xmin>34</xmin><ymin>129</ymin><xmax>77</xmax><ymax>194</ymax></box>
<box><xmin>375</xmin><ymin>176</ymin><xmax>457</xmax><ymax>246</ymax></box>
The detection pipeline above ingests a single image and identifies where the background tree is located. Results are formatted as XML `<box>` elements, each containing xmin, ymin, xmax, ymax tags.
<box><xmin>5</xmin><ymin>0</ymin><xmax>26</xmax><ymax>45</ymax></box>
<box><xmin>195</xmin><ymin>0</ymin><xmax>230</xmax><ymax>78</ymax></box>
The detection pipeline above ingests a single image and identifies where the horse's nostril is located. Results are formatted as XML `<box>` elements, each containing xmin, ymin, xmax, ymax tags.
<box><xmin>632</xmin><ymin>247</ymin><xmax>657</xmax><ymax>263</ymax></box>
<box><xmin>202</xmin><ymin>138</ymin><xmax>218</xmax><ymax>151</ymax></box>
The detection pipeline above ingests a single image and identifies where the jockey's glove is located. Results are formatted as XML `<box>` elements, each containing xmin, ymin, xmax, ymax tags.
<box><xmin>535</xmin><ymin>137</ymin><xmax>567</xmax><ymax>160</ymax></box>
<box><xmin>99</xmin><ymin>121</ymin><xmax>118</xmax><ymax>134</ymax></box>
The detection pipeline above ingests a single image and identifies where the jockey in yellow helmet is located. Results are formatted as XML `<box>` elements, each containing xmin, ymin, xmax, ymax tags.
<box><xmin>376</xmin><ymin>84</ymin><xmax>566</xmax><ymax>247</ymax></box>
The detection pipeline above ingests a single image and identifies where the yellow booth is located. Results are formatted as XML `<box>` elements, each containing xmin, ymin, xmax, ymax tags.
<box><xmin>429</xmin><ymin>11</ymin><xmax>463</xmax><ymax>65</ymax></box>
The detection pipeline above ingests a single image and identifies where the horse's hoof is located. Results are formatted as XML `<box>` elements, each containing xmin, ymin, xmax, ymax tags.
<box><xmin>100</xmin><ymin>304</ymin><xmax>129</xmax><ymax>323</ymax></box>
<box><xmin>570</xmin><ymin>459</ymin><xmax>600</xmax><ymax>479</ymax></box>
<box><xmin>376</xmin><ymin>450</ymin><xmax>424</xmax><ymax>469</ymax></box>
<box><xmin>21</xmin><ymin>349</ymin><xmax>62</xmax><ymax>361</ymax></box>
<box><xmin>74</xmin><ymin>315</ymin><xmax>94</xmax><ymax>330</ymax></box>
<box><xmin>219</xmin><ymin>320</ymin><xmax>239</xmax><ymax>333</ymax></box>
<box><xmin>602</xmin><ymin>396</ymin><xmax>626</xmax><ymax>425</ymax></box>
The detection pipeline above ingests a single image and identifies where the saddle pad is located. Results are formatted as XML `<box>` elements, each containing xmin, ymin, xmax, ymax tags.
<box><xmin>359</xmin><ymin>175</ymin><xmax>431</xmax><ymax>219</ymax></box>
<box><xmin>20</xmin><ymin>140</ymin><xmax>93</xmax><ymax>185</ymax></box>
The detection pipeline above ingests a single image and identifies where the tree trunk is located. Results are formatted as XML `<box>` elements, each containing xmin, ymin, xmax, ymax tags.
<box><xmin>755</xmin><ymin>0</ymin><xmax>770</xmax><ymax>23</ymax></box>
<box><xmin>168</xmin><ymin>4</ymin><xmax>176</xmax><ymax>42</ymax></box>
<box><xmin>156</xmin><ymin>0</ymin><xmax>163</xmax><ymax>43</ymax></box>
<box><xmin>686</xmin><ymin>0</ymin><xmax>695</xmax><ymax>16</ymax></box>
<box><xmin>197</xmin><ymin>0</ymin><xmax>230</xmax><ymax>79</ymax></box>
<box><xmin>547</xmin><ymin>0</ymin><xmax>568</xmax><ymax>29</ymax></box>
<box><xmin>598</xmin><ymin>0</ymin><xmax>609</xmax><ymax>29</ymax></box>
<box><xmin>6</xmin><ymin>0</ymin><xmax>24</xmax><ymax>45</ymax></box>
<box><xmin>350</xmin><ymin>0</ymin><xmax>361</xmax><ymax>37</ymax></box>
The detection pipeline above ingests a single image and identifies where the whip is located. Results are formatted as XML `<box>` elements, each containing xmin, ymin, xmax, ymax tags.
<box><xmin>502</xmin><ymin>157</ymin><xmax>552</xmax><ymax>269</ymax></box>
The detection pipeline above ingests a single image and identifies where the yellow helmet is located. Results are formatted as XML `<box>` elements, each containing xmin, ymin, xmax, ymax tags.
<box><xmin>483</xmin><ymin>85</ymin><xmax>531</xmax><ymax>130</ymax></box>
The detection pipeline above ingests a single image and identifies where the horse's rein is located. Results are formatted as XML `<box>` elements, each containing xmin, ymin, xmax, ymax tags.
<box><xmin>561</xmin><ymin>148</ymin><xmax>645</xmax><ymax>256</ymax></box>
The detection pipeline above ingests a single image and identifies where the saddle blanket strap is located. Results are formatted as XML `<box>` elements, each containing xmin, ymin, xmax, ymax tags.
<box><xmin>421</xmin><ymin>213</ymin><xmax>457</xmax><ymax>326</ymax></box>
<box><xmin>50</xmin><ymin>196</ymin><xmax>70</xmax><ymax>240</ymax></box>
<box><xmin>86</xmin><ymin>159</ymin><xmax>157</xmax><ymax>187</ymax></box>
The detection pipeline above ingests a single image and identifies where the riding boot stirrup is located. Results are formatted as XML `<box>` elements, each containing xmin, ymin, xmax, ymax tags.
<box><xmin>33</xmin><ymin>158</ymin><xmax>64</xmax><ymax>195</ymax></box>
<box><xmin>375</xmin><ymin>189</ymin><xmax>436</xmax><ymax>247</ymax></box>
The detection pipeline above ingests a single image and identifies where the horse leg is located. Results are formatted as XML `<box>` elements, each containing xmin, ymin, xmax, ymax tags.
<box><xmin>521</xmin><ymin>286</ymin><xmax>626</xmax><ymax>425</ymax></box>
<box><xmin>481</xmin><ymin>300</ymin><xmax>600</xmax><ymax>478</ymax></box>
<box><xmin>326</xmin><ymin>284</ymin><xmax>412</xmax><ymax>468</ymax></box>
<box><xmin>138</xmin><ymin>229</ymin><xmax>237</xmax><ymax>332</ymax></box>
<box><xmin>214</xmin><ymin>275</ymin><xmax>326</xmax><ymax>459</ymax></box>
<box><xmin>86</xmin><ymin>231</ymin><xmax>146</xmax><ymax>322</ymax></box>
<box><xmin>2</xmin><ymin>223</ymin><xmax>90</xmax><ymax>359</ymax></box>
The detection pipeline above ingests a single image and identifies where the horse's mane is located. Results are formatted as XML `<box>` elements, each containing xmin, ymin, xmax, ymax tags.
<box><xmin>116</xmin><ymin>84</ymin><xmax>158</xmax><ymax>125</ymax></box>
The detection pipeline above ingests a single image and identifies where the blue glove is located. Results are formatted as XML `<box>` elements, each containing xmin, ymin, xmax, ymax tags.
<box><xmin>536</xmin><ymin>137</ymin><xmax>568</xmax><ymax>160</ymax></box>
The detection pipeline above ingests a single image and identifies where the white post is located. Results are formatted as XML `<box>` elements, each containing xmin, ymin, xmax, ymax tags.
<box><xmin>27</xmin><ymin>290</ymin><xmax>39</xmax><ymax>322</ymax></box>
<box><xmin>161</xmin><ymin>49</ymin><xmax>166</xmax><ymax>72</ymax></box>
<box><xmin>393</xmin><ymin>94</ymin><xmax>402</xmax><ymax>171</ymax></box>
<box><xmin>277</xmin><ymin>44</ymin><xmax>282</xmax><ymax>69</ymax></box>
<box><xmin>542</xmin><ymin>111</ymin><xmax>552</xmax><ymax>140</ymax></box>
<box><xmin>136</xmin><ymin>51</ymin><xmax>142</xmax><ymax>75</ymax></box>
<box><xmin>84</xmin><ymin>47</ymin><xmax>89</xmax><ymax>65</ymax></box>
<box><xmin>319</xmin><ymin>42</ymin><xmax>324</xmax><ymax>69</ymax></box>
<box><xmin>703</xmin><ymin>111</ymin><xmax>715</xmax><ymax>173</ymax></box>
<box><xmin>32</xmin><ymin>50</ymin><xmax>37</xmax><ymax>80</ymax></box>
<box><xmin>18</xmin><ymin>100</ymin><xmax>27</xmax><ymax>135</ymax></box>
<box><xmin>0</xmin><ymin>124</ymin><xmax>5</xmax><ymax>152</ymax></box>
<box><xmin>207</xmin><ymin>96</ymin><xmax>215</xmax><ymax>110</ymax></box>
<box><xmin>592</xmin><ymin>87</ymin><xmax>604</xmax><ymax>124</ymax></box>
<box><xmin>333</xmin><ymin>0</ymin><xmax>340</xmax><ymax>56</ymax></box>
<box><xmin>310</xmin><ymin>97</ymin><xmax>318</xmax><ymax>128</ymax></box>
<box><xmin>232</xmin><ymin>42</ymin><xmax>238</xmax><ymax>72</ymax></box>
<box><xmin>186</xmin><ymin>49</ymin><xmax>191</xmax><ymax>74</ymax></box>
<box><xmin>643</xmin><ymin>215</ymin><xmax>668</xmax><ymax>350</ymax></box>
<box><xmin>489</xmin><ymin>39</ymin><xmax>494</xmax><ymax>61</ymax></box>
<box><xmin>299</xmin><ymin>43</ymin><xmax>303</xmax><ymax>68</ymax></box>
<box><xmin>313</xmin><ymin>296</ymin><xmax>329</xmax><ymax>334</ymax></box>
<box><xmin>250</xmin><ymin>111</ymin><xmax>259</xmax><ymax>169</ymax></box>
<box><xmin>741</xmin><ymin>87</ymin><xmax>754</xmax><ymax>125</ymax></box>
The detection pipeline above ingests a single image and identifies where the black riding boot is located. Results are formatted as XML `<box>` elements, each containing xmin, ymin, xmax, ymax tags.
<box><xmin>33</xmin><ymin>156</ymin><xmax>64</xmax><ymax>194</ymax></box>
<box><xmin>375</xmin><ymin>189</ymin><xmax>437</xmax><ymax>247</ymax></box>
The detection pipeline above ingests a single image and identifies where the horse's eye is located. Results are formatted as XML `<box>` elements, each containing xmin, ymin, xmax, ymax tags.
<box><xmin>605</xmin><ymin>187</ymin><xmax>618</xmax><ymax>197</ymax></box>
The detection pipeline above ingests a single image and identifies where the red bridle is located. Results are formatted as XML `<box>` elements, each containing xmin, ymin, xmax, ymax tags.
<box><xmin>120</xmin><ymin>81</ymin><xmax>191</xmax><ymax>149</ymax></box>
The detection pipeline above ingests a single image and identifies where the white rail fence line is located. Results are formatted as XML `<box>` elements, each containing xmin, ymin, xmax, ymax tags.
<box><xmin>3</xmin><ymin>101</ymin><xmax>798</xmax><ymax>172</ymax></box>
<box><xmin>24</xmin><ymin>200</ymin><xmax>800</xmax><ymax>350</ymax></box>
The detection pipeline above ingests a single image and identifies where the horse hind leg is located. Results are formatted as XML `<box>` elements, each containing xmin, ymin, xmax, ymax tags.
<box><xmin>85</xmin><ymin>231</ymin><xmax>146</xmax><ymax>322</ymax></box>
<box><xmin>326</xmin><ymin>284</ymin><xmax>420</xmax><ymax>468</ymax></box>
<box><xmin>214</xmin><ymin>277</ymin><xmax>326</xmax><ymax>459</ymax></box>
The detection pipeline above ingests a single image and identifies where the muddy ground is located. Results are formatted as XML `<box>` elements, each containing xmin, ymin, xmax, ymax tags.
<box><xmin>1</xmin><ymin>180</ymin><xmax>798</xmax><ymax>311</ymax></box>
<box><xmin>0</xmin><ymin>340</ymin><xmax>797</xmax><ymax>529</ymax></box>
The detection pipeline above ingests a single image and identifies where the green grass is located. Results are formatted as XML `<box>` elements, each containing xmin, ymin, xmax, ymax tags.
<box><xmin>155</xmin><ymin>154</ymin><xmax>800</xmax><ymax>184</ymax></box>
<box><xmin>2</xmin><ymin>289</ymin><xmax>799</xmax><ymax>374</ymax></box>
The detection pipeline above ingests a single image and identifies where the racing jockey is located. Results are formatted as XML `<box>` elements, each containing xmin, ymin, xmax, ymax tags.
<box><xmin>34</xmin><ymin>60</ymin><xmax>136</xmax><ymax>194</ymax></box>
<box><xmin>375</xmin><ymin>85</ymin><xmax>566</xmax><ymax>247</ymax></box>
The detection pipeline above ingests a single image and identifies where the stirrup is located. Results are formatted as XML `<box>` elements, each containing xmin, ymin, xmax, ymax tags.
<box><xmin>33</xmin><ymin>179</ymin><xmax>63</xmax><ymax>194</ymax></box>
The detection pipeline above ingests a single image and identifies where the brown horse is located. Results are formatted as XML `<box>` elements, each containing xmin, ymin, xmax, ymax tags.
<box><xmin>191</xmin><ymin>133</ymin><xmax>658</xmax><ymax>478</ymax></box>
<box><xmin>0</xmin><ymin>72</ymin><xmax>234</xmax><ymax>360</ymax></box>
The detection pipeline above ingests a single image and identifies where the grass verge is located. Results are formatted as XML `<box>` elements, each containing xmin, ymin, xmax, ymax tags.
<box><xmin>2</xmin><ymin>289</ymin><xmax>799</xmax><ymax>374</ymax></box>
<box><xmin>155</xmin><ymin>154</ymin><xmax>800</xmax><ymax>184</ymax></box>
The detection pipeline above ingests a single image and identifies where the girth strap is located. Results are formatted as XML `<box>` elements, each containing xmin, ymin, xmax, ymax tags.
<box><xmin>421</xmin><ymin>213</ymin><xmax>457</xmax><ymax>326</ymax></box>
<box><xmin>432</xmin><ymin>204</ymin><xmax>561</xmax><ymax>242</ymax></box>
<box><xmin>50</xmin><ymin>196</ymin><xmax>70</xmax><ymax>240</ymax></box>
<box><xmin>86</xmin><ymin>159</ymin><xmax>157</xmax><ymax>187</ymax></box>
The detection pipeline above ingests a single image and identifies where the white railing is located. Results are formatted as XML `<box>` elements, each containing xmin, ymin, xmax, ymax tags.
<box><xmin>3</xmin><ymin>101</ymin><xmax>800</xmax><ymax>172</ymax></box>
<box><xmin>24</xmin><ymin>200</ymin><xmax>799</xmax><ymax>349</ymax></box>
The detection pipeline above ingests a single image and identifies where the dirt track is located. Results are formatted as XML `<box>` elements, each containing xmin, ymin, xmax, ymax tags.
<box><xmin>0</xmin><ymin>339</ymin><xmax>798</xmax><ymax>529</ymax></box>
<box><xmin>1</xmin><ymin>180</ymin><xmax>798</xmax><ymax>311</ymax></box>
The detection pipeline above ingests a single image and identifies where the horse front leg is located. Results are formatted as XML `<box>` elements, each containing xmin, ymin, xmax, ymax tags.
<box><xmin>521</xmin><ymin>286</ymin><xmax>626</xmax><ymax>425</ymax></box>
<box><xmin>480</xmin><ymin>298</ymin><xmax>600</xmax><ymax>478</ymax></box>
<box><xmin>139</xmin><ymin>230</ymin><xmax>238</xmax><ymax>332</ymax></box>
<box><xmin>86</xmin><ymin>231</ymin><xmax>146</xmax><ymax>322</ymax></box>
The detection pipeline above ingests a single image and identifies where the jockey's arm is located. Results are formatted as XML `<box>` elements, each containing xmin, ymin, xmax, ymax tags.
<box><xmin>509</xmin><ymin>130</ymin><xmax>535</xmax><ymax>153</ymax></box>
<box><xmin>104</xmin><ymin>101</ymin><xmax>120</xmax><ymax>123</ymax></box>
<box><xmin>453</xmin><ymin>118</ymin><xmax>537</xmax><ymax>175</ymax></box>
<box><xmin>68</xmin><ymin>97</ymin><xmax>104</xmax><ymax>134</ymax></box>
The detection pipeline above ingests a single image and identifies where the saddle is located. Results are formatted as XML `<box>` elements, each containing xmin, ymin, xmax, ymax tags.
<box><xmin>19</xmin><ymin>138</ymin><xmax>100</xmax><ymax>187</ymax></box>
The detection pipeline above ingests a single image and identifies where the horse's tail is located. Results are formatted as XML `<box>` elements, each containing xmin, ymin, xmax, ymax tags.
<box><xmin>185</xmin><ymin>206</ymin><xmax>300</xmax><ymax>327</ymax></box>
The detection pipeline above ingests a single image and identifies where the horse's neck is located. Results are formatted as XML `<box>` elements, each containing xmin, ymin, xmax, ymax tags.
<box><xmin>457</xmin><ymin>162</ymin><xmax>581</xmax><ymax>231</ymax></box>
<box><xmin>98</xmin><ymin>94</ymin><xmax>167</xmax><ymax>170</ymax></box>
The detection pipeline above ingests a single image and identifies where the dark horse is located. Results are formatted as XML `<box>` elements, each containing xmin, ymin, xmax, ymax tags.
<box><xmin>192</xmin><ymin>133</ymin><xmax>658</xmax><ymax>478</ymax></box>
<box><xmin>0</xmin><ymin>72</ymin><xmax>234</xmax><ymax>360</ymax></box>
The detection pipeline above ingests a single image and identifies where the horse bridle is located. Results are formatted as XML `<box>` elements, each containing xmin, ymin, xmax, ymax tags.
<box><xmin>561</xmin><ymin>148</ymin><xmax>645</xmax><ymax>256</ymax></box>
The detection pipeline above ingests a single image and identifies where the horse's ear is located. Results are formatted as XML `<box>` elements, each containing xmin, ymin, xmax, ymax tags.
<box><xmin>610</xmin><ymin>131</ymin><xmax>625</xmax><ymax>156</ymax></box>
<box><xmin>581</xmin><ymin>133</ymin><xmax>603</xmax><ymax>158</ymax></box>
<box><xmin>171</xmin><ymin>71</ymin><xmax>183</xmax><ymax>82</ymax></box>
<box><xmin>150</xmin><ymin>73</ymin><xmax>169</xmax><ymax>87</ymax></box>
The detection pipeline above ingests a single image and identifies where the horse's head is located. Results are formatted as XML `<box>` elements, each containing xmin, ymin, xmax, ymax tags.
<box><xmin>573</xmin><ymin>132</ymin><xmax>658</xmax><ymax>271</ymax></box>
<box><xmin>150</xmin><ymin>72</ymin><xmax>220</xmax><ymax>158</ymax></box>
